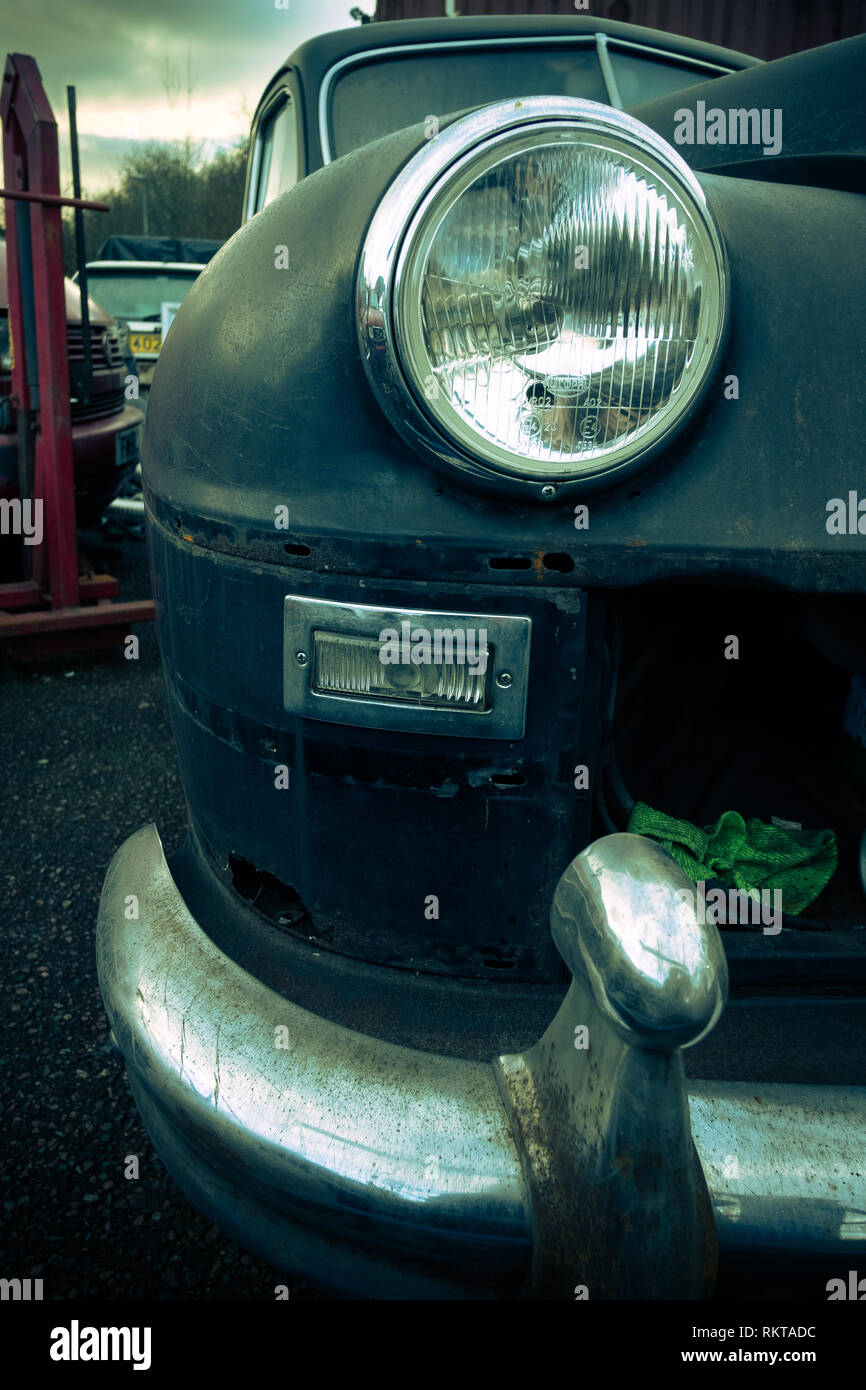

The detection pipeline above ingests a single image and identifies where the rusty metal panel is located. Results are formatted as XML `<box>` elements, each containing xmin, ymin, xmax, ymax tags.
<box><xmin>372</xmin><ymin>0</ymin><xmax>866</xmax><ymax>60</ymax></box>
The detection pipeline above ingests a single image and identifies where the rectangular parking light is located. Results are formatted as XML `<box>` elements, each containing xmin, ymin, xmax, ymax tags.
<box><xmin>284</xmin><ymin>596</ymin><xmax>531</xmax><ymax>739</ymax></box>
<box><xmin>313</xmin><ymin>629</ymin><xmax>490</xmax><ymax>709</ymax></box>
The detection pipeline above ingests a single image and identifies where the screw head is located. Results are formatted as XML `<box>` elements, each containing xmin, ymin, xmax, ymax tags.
<box><xmin>496</xmin><ymin>671</ymin><xmax>513</xmax><ymax>689</ymax></box>
<box><xmin>296</xmin><ymin>651</ymin><xmax>308</xmax><ymax>666</ymax></box>
<box><xmin>540</xmin><ymin>484</ymin><xmax>556</xmax><ymax>500</ymax></box>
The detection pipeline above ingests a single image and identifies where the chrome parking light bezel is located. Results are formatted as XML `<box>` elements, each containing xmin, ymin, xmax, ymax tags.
<box><xmin>283</xmin><ymin>594</ymin><xmax>532</xmax><ymax>739</ymax></box>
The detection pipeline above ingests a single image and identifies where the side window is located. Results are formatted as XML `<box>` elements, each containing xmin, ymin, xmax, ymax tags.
<box><xmin>253</xmin><ymin>95</ymin><xmax>299</xmax><ymax>214</ymax></box>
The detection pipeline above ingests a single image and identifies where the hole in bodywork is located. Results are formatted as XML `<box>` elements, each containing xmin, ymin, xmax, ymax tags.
<box><xmin>491</xmin><ymin>772</ymin><xmax>527</xmax><ymax>787</ymax></box>
<box><xmin>480</xmin><ymin>950</ymin><xmax>518</xmax><ymax>971</ymax></box>
<box><xmin>543</xmin><ymin>552</ymin><xmax>575</xmax><ymax>573</ymax></box>
<box><xmin>489</xmin><ymin>555</ymin><xmax>532</xmax><ymax>570</ymax></box>
<box><xmin>284</xmin><ymin>543</ymin><xmax>311</xmax><ymax>556</ymax></box>
<box><xmin>228</xmin><ymin>854</ymin><xmax>318</xmax><ymax>935</ymax></box>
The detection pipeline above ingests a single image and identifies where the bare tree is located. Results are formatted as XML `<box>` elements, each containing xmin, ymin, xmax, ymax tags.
<box><xmin>160</xmin><ymin>46</ymin><xmax>199</xmax><ymax>163</ymax></box>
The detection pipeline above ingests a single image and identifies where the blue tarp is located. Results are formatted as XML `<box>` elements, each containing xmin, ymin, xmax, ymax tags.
<box><xmin>94</xmin><ymin>236</ymin><xmax>224</xmax><ymax>265</ymax></box>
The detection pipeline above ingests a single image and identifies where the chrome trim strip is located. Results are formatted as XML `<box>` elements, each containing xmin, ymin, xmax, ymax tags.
<box><xmin>245</xmin><ymin>134</ymin><xmax>262</xmax><ymax>222</ymax></box>
<box><xmin>245</xmin><ymin>85</ymin><xmax>300</xmax><ymax>223</ymax></box>
<box><xmin>318</xmin><ymin>34</ymin><xmax>738</xmax><ymax>165</ymax></box>
<box><xmin>604</xmin><ymin>32</ymin><xmax>746</xmax><ymax>71</ymax></box>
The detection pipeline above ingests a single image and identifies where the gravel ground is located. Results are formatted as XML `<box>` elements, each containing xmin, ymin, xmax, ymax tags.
<box><xmin>0</xmin><ymin>529</ymin><xmax>313</xmax><ymax>1300</ymax></box>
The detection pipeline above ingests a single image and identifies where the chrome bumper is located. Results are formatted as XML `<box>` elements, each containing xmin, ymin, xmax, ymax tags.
<box><xmin>97</xmin><ymin>824</ymin><xmax>866</xmax><ymax>1298</ymax></box>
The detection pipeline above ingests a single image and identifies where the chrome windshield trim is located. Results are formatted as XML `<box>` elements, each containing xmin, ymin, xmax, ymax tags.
<box><xmin>245</xmin><ymin>137</ymin><xmax>263</xmax><ymax>222</ymax></box>
<box><xmin>318</xmin><ymin>34</ymin><xmax>738</xmax><ymax>165</ymax></box>
<box><xmin>595</xmin><ymin>32</ymin><xmax>624</xmax><ymax>110</ymax></box>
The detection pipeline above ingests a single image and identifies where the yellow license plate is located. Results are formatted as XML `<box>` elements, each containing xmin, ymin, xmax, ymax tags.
<box><xmin>129</xmin><ymin>331</ymin><xmax>162</xmax><ymax>356</ymax></box>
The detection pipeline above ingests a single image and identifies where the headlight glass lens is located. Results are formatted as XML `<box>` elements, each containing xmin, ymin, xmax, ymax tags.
<box><xmin>394</xmin><ymin>124</ymin><xmax>725</xmax><ymax>481</ymax></box>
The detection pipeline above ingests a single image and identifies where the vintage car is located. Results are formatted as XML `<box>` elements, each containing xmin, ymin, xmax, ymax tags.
<box><xmin>75</xmin><ymin>238</ymin><xmax>222</xmax><ymax>391</ymax></box>
<box><xmin>0</xmin><ymin>238</ymin><xmax>143</xmax><ymax>534</ymax></box>
<box><xmin>97</xmin><ymin>14</ymin><xmax>866</xmax><ymax>1299</ymax></box>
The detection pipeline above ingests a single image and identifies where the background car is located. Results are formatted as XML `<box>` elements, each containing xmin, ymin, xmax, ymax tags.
<box><xmin>75</xmin><ymin>237</ymin><xmax>223</xmax><ymax>395</ymax></box>
<box><xmin>0</xmin><ymin>237</ymin><xmax>143</xmax><ymax>542</ymax></box>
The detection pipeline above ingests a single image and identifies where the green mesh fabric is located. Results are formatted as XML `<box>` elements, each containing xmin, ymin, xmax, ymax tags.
<box><xmin>626</xmin><ymin>803</ymin><xmax>838</xmax><ymax>916</ymax></box>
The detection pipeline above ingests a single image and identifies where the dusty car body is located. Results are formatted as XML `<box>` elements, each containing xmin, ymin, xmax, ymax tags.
<box><xmin>98</xmin><ymin>15</ymin><xmax>866</xmax><ymax>1299</ymax></box>
<box><xmin>0</xmin><ymin>240</ymin><xmax>143</xmax><ymax>528</ymax></box>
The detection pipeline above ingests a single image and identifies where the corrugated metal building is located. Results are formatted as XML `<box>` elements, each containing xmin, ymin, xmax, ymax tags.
<box><xmin>371</xmin><ymin>1</ymin><xmax>866</xmax><ymax>61</ymax></box>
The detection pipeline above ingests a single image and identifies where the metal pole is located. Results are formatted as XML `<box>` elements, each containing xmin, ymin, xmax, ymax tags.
<box><xmin>129</xmin><ymin>174</ymin><xmax>149</xmax><ymax>234</ymax></box>
<box><xmin>67</xmin><ymin>85</ymin><xmax>92</xmax><ymax>405</ymax></box>
<box><xmin>13</xmin><ymin>199</ymin><xmax>37</xmax><ymax>583</ymax></box>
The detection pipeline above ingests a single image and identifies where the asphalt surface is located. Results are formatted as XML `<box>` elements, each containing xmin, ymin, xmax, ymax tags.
<box><xmin>0</xmin><ymin>530</ymin><xmax>313</xmax><ymax>1299</ymax></box>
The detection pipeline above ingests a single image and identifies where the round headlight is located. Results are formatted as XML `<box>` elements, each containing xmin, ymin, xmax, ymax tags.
<box><xmin>358</xmin><ymin>98</ymin><xmax>728</xmax><ymax>498</ymax></box>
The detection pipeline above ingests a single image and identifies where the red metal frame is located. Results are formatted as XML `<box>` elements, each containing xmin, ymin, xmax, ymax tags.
<box><xmin>0</xmin><ymin>52</ymin><xmax>154</xmax><ymax>651</ymax></box>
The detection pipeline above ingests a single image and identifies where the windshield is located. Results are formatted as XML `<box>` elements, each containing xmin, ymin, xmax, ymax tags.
<box><xmin>329</xmin><ymin>45</ymin><xmax>732</xmax><ymax>158</ymax></box>
<box><xmin>85</xmin><ymin>271</ymin><xmax>200</xmax><ymax>322</ymax></box>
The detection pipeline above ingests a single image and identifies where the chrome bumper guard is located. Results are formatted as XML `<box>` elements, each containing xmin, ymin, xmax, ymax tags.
<box><xmin>97</xmin><ymin>824</ymin><xmax>866</xmax><ymax>1299</ymax></box>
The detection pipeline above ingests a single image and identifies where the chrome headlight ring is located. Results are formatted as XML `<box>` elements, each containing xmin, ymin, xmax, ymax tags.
<box><xmin>356</xmin><ymin>97</ymin><xmax>730</xmax><ymax>502</ymax></box>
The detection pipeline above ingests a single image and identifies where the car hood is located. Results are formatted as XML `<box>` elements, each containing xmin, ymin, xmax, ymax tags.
<box><xmin>629</xmin><ymin>33</ymin><xmax>866</xmax><ymax>189</ymax></box>
<box><xmin>0</xmin><ymin>240</ymin><xmax>112</xmax><ymax>324</ymax></box>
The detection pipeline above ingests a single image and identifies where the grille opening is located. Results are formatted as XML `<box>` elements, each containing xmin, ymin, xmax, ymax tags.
<box><xmin>284</xmin><ymin>543</ymin><xmax>311</xmax><ymax>557</ymax></box>
<box><xmin>66</xmin><ymin>322</ymin><xmax>124</xmax><ymax>369</ymax></box>
<box><xmin>228</xmin><ymin>854</ymin><xmax>317</xmax><ymax>935</ymax></box>
<box><xmin>70</xmin><ymin>387</ymin><xmax>125</xmax><ymax>423</ymax></box>
<box><xmin>608</xmin><ymin>586</ymin><xmax>866</xmax><ymax>931</ymax></box>
<box><xmin>543</xmin><ymin>553</ymin><xmax>575</xmax><ymax>573</ymax></box>
<box><xmin>488</xmin><ymin>555</ymin><xmax>532</xmax><ymax>570</ymax></box>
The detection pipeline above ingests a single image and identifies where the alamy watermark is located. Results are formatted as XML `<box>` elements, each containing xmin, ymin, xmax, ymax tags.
<box><xmin>676</xmin><ymin>880</ymin><xmax>782</xmax><ymax>935</ymax></box>
<box><xmin>0</xmin><ymin>1276</ymin><xmax>43</xmax><ymax>1300</ymax></box>
<box><xmin>0</xmin><ymin>496</ymin><xmax>42</xmax><ymax>546</ymax></box>
<box><xmin>378</xmin><ymin>621</ymin><xmax>488</xmax><ymax>676</ymax></box>
<box><xmin>674</xmin><ymin>100</ymin><xmax>782</xmax><ymax>157</ymax></box>
<box><xmin>49</xmin><ymin>1321</ymin><xmax>151</xmax><ymax>1371</ymax></box>
<box><xmin>827</xmin><ymin>1270</ymin><xmax>866</xmax><ymax>1299</ymax></box>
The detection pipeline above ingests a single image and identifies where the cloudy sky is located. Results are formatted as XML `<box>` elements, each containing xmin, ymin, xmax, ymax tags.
<box><xmin>0</xmin><ymin>0</ymin><xmax>356</xmax><ymax>193</ymax></box>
